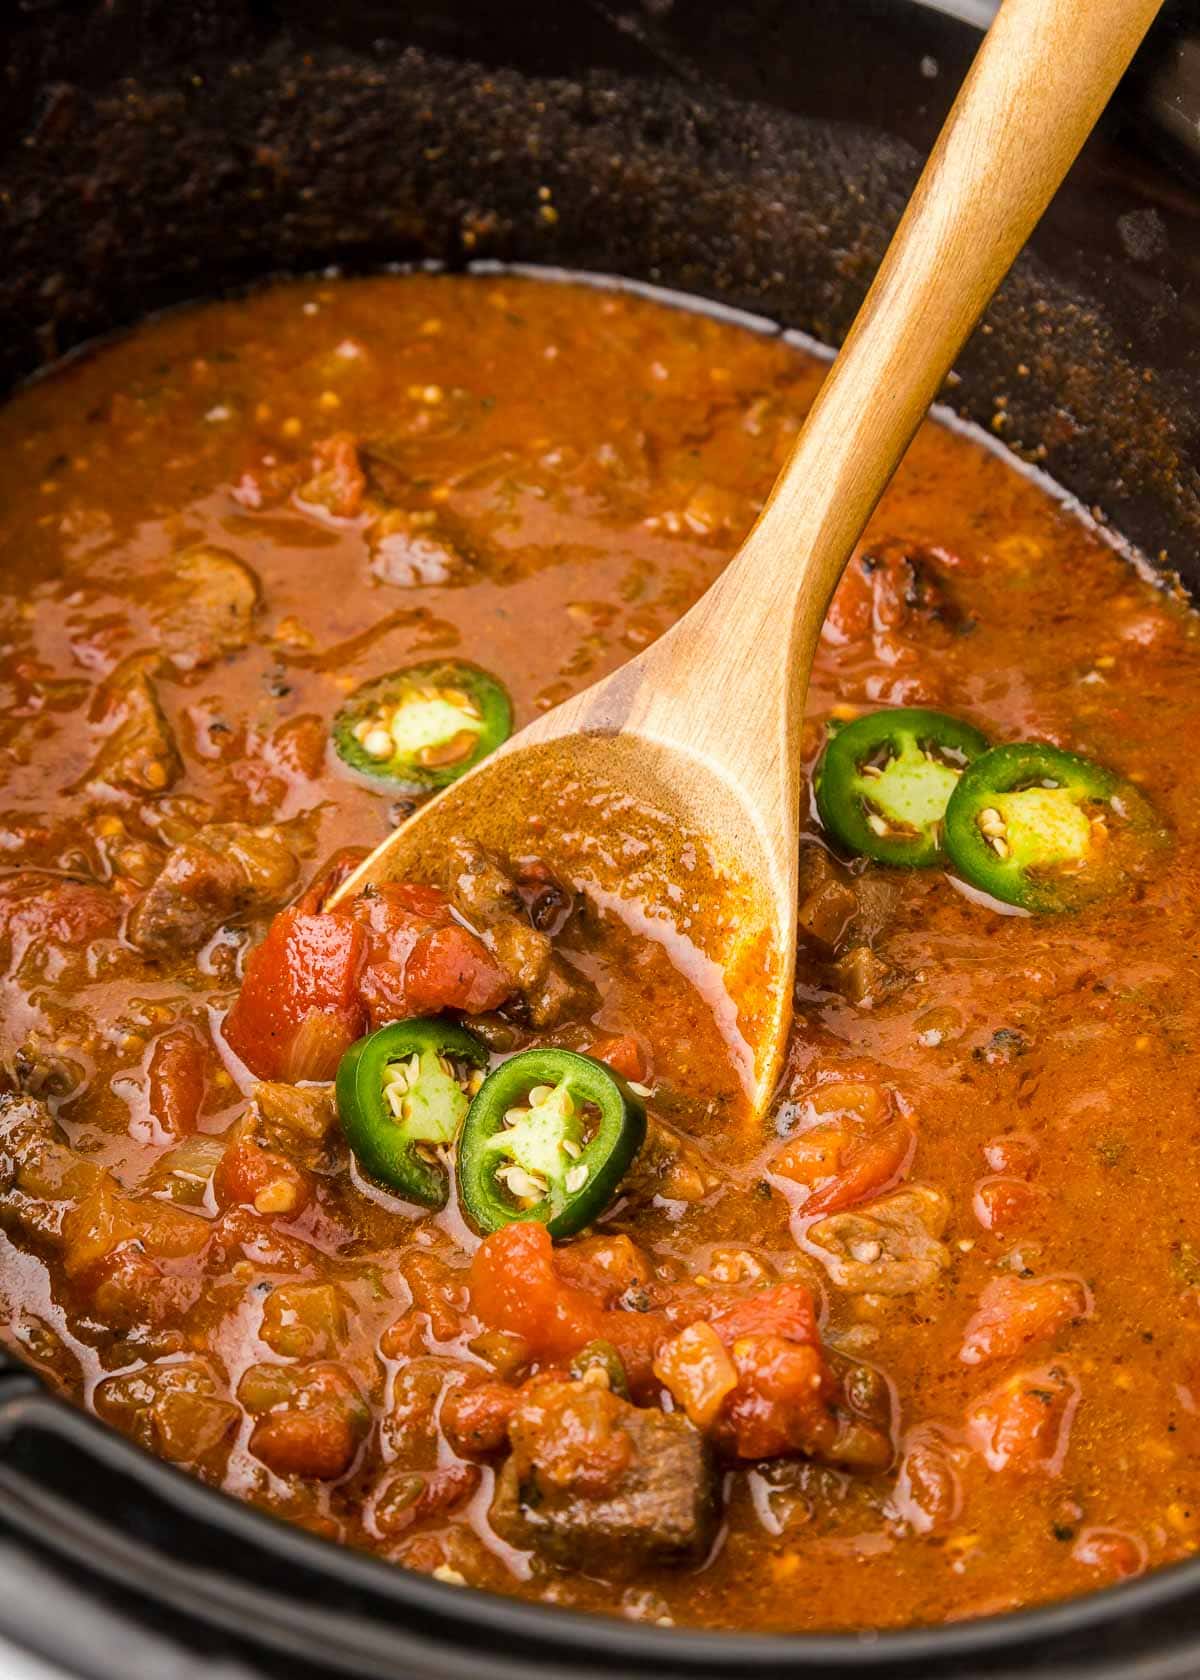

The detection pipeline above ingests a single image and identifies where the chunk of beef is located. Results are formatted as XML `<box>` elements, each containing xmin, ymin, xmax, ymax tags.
<box><xmin>127</xmin><ymin>822</ymin><xmax>300</xmax><ymax>958</ymax></box>
<box><xmin>152</xmin><ymin>544</ymin><xmax>260</xmax><ymax>671</ymax></box>
<box><xmin>808</xmin><ymin>1186</ymin><xmax>951</xmax><ymax>1295</ymax></box>
<box><xmin>0</xmin><ymin>1097</ymin><xmax>208</xmax><ymax>1329</ymax></box>
<box><xmin>0</xmin><ymin>1093</ymin><xmax>103</xmax><ymax>1246</ymax></box>
<box><xmin>824</xmin><ymin>542</ymin><xmax>961</xmax><ymax>648</ymax></box>
<box><xmin>623</xmin><ymin>1114</ymin><xmax>724</xmax><ymax>1205</ymax></box>
<box><xmin>829</xmin><ymin>944</ymin><xmax>906</xmax><ymax>1007</ymax></box>
<box><xmin>81</xmin><ymin>658</ymin><xmax>182</xmax><ymax>796</ymax></box>
<box><xmin>796</xmin><ymin>844</ymin><xmax>859</xmax><ymax>953</ymax></box>
<box><xmin>252</xmin><ymin>1081</ymin><xmax>337</xmax><ymax>1163</ymax></box>
<box><xmin>489</xmin><ymin>1379</ymin><xmax>718</xmax><ymax>1574</ymax></box>
<box><xmin>444</xmin><ymin>840</ymin><xmax>597</xmax><ymax>1028</ymax></box>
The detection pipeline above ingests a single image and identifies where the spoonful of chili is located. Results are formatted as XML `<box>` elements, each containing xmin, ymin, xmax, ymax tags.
<box><xmin>329</xmin><ymin>0</ymin><xmax>1162</xmax><ymax>1114</ymax></box>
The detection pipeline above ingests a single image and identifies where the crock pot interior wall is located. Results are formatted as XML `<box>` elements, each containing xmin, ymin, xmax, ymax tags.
<box><xmin>3</xmin><ymin>0</ymin><xmax>1200</xmax><ymax>581</ymax></box>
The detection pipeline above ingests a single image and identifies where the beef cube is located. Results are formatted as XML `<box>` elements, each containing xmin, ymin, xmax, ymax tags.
<box><xmin>489</xmin><ymin>1379</ymin><xmax>718</xmax><ymax>1574</ymax></box>
<box><xmin>127</xmin><ymin>822</ymin><xmax>299</xmax><ymax>958</ymax></box>
<box><xmin>444</xmin><ymin>840</ymin><xmax>596</xmax><ymax>1028</ymax></box>
<box><xmin>152</xmin><ymin>544</ymin><xmax>260</xmax><ymax>670</ymax></box>
<box><xmin>81</xmin><ymin>658</ymin><xmax>181</xmax><ymax>796</ymax></box>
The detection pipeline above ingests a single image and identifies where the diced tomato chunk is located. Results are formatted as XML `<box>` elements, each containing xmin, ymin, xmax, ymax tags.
<box><xmin>960</xmin><ymin>1274</ymin><xmax>1092</xmax><ymax>1366</ymax></box>
<box><xmin>223</xmin><ymin>905</ymin><xmax>367</xmax><ymax>1080</ymax></box>
<box><xmin>653</xmin><ymin>1322</ymin><xmax>738</xmax><ymax>1431</ymax></box>
<box><xmin>225</xmin><ymin>874</ymin><xmax>513</xmax><ymax>1079</ymax></box>
<box><xmin>716</xmin><ymin>1335</ymin><xmax>836</xmax><ymax>1460</ymax></box>
<box><xmin>469</xmin><ymin>1222</ymin><xmax>667</xmax><ymax>1395</ymax></box>
<box><xmin>299</xmin><ymin>433</ymin><xmax>367</xmax><ymax>520</ymax></box>
<box><xmin>802</xmin><ymin>1121</ymin><xmax>915</xmax><ymax>1216</ymax></box>
<box><xmin>353</xmin><ymin>883</ymin><xmax>511</xmax><ymax>1026</ymax></box>
<box><xmin>401</xmin><ymin>923</ymin><xmax>511</xmax><ymax>1018</ymax></box>
<box><xmin>0</xmin><ymin>872</ymin><xmax>120</xmax><ymax>974</ymax></box>
<box><xmin>1071</xmin><ymin>1527</ymin><xmax>1147</xmax><ymax>1580</ymax></box>
<box><xmin>470</xmin><ymin>1222</ymin><xmax>610</xmax><ymax>1361</ymax></box>
<box><xmin>212</xmin><ymin>1133</ymin><xmax>311</xmax><ymax>1217</ymax></box>
<box><xmin>966</xmin><ymin>1363</ymin><xmax>1079</xmax><ymax>1473</ymax></box>
<box><xmin>554</xmin><ymin>1233</ymin><xmax>654</xmax><ymax>1302</ymax></box>
<box><xmin>587</xmin><ymin>1033</ymin><xmax>650</xmax><ymax>1084</ymax></box>
<box><xmin>706</xmin><ymin>1282</ymin><xmax>821</xmax><ymax>1348</ymax></box>
<box><xmin>973</xmin><ymin>1175</ymin><xmax>1043</xmax><ymax>1234</ymax></box>
<box><xmin>146</xmin><ymin>1025</ymin><xmax>209</xmax><ymax>1138</ymax></box>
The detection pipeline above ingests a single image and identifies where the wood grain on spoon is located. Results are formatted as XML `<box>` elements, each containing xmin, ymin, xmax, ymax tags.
<box><xmin>331</xmin><ymin>0</ymin><xmax>1163</xmax><ymax>1111</ymax></box>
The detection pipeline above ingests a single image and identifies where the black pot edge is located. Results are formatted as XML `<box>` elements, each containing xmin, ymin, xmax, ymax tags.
<box><xmin>2</xmin><ymin>1379</ymin><xmax>1200</xmax><ymax>1680</ymax></box>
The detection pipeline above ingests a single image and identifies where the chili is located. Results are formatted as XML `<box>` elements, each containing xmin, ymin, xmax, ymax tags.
<box><xmin>333</xmin><ymin>660</ymin><xmax>512</xmax><ymax>790</ymax></box>
<box><xmin>457</xmin><ymin>1049</ymin><xmax>646</xmax><ymax>1238</ymax></box>
<box><xmin>943</xmin><ymin>741</ymin><xmax>1160</xmax><ymax>911</ymax></box>
<box><xmin>815</xmin><ymin>707</ymin><xmax>990</xmax><ymax>867</ymax></box>
<box><xmin>335</xmin><ymin>1018</ymin><xmax>488</xmax><ymax>1207</ymax></box>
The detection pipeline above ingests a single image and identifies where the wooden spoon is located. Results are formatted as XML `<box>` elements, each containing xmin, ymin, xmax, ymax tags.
<box><xmin>331</xmin><ymin>0</ymin><xmax>1162</xmax><ymax>1112</ymax></box>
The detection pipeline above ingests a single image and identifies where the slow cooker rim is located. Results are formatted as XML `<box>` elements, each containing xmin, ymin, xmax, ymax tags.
<box><xmin>3</xmin><ymin>1376</ymin><xmax>1200</xmax><ymax>1678</ymax></box>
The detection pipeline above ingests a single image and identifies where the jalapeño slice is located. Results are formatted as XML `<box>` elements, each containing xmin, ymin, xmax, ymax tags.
<box><xmin>457</xmin><ymin>1048</ymin><xmax>646</xmax><ymax>1240</ymax></box>
<box><xmin>335</xmin><ymin>1018</ymin><xmax>489</xmax><ymax>1208</ymax></box>
<box><xmin>815</xmin><ymin>708</ymin><xmax>990</xmax><ymax>867</ymax></box>
<box><xmin>943</xmin><ymin>742</ymin><xmax>1159</xmax><ymax>912</ymax></box>
<box><xmin>333</xmin><ymin>659</ymin><xmax>512</xmax><ymax>791</ymax></box>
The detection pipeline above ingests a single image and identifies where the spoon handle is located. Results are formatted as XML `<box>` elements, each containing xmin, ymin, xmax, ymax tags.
<box><xmin>693</xmin><ymin>0</ymin><xmax>1162</xmax><ymax>663</ymax></box>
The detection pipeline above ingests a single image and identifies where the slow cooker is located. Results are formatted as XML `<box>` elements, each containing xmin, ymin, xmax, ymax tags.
<box><xmin>3</xmin><ymin>0</ymin><xmax>1200</xmax><ymax>1674</ymax></box>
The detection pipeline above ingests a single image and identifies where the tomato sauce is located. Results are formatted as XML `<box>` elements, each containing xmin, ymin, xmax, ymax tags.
<box><xmin>0</xmin><ymin>272</ymin><xmax>1198</xmax><ymax>1630</ymax></box>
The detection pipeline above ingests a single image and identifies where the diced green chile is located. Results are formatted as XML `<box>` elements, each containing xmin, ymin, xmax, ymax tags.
<box><xmin>457</xmin><ymin>1048</ymin><xmax>646</xmax><ymax>1239</ymax></box>
<box><xmin>943</xmin><ymin>742</ymin><xmax>1158</xmax><ymax>911</ymax></box>
<box><xmin>333</xmin><ymin>659</ymin><xmax>512</xmax><ymax>791</ymax></box>
<box><xmin>569</xmin><ymin>1339</ymin><xmax>632</xmax><ymax>1400</ymax></box>
<box><xmin>815</xmin><ymin>708</ymin><xmax>990</xmax><ymax>866</ymax></box>
<box><xmin>335</xmin><ymin>1019</ymin><xmax>488</xmax><ymax>1207</ymax></box>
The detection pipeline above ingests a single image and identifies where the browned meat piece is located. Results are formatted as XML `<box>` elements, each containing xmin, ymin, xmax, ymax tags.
<box><xmin>127</xmin><ymin>822</ymin><xmax>299</xmax><ymax>958</ymax></box>
<box><xmin>808</xmin><ymin>1186</ymin><xmax>951</xmax><ymax>1295</ymax></box>
<box><xmin>796</xmin><ymin>843</ymin><xmax>859</xmax><ymax>953</ymax></box>
<box><xmin>152</xmin><ymin>544</ymin><xmax>260</xmax><ymax>671</ymax></box>
<box><xmin>860</xmin><ymin>542</ymin><xmax>955</xmax><ymax>632</ymax></box>
<box><xmin>796</xmin><ymin>843</ymin><xmax>900</xmax><ymax>957</ymax></box>
<box><xmin>444</xmin><ymin>840</ymin><xmax>597</xmax><ymax>1028</ymax></box>
<box><xmin>846</xmin><ymin>873</ymin><xmax>900</xmax><ymax>946</ymax></box>
<box><xmin>830</xmin><ymin>943</ymin><xmax>906</xmax><ymax>1007</ymax></box>
<box><xmin>0</xmin><ymin>1093</ymin><xmax>104</xmax><ymax>1247</ymax></box>
<box><xmin>489</xmin><ymin>1379</ymin><xmax>718</xmax><ymax>1574</ymax></box>
<box><xmin>252</xmin><ymin>1081</ymin><xmax>337</xmax><ymax>1146</ymax></box>
<box><xmin>0</xmin><ymin>1094</ymin><xmax>209</xmax><ymax>1329</ymax></box>
<box><xmin>81</xmin><ymin>657</ymin><xmax>182</xmax><ymax>796</ymax></box>
<box><xmin>623</xmin><ymin>1114</ymin><xmax>724</xmax><ymax>1205</ymax></box>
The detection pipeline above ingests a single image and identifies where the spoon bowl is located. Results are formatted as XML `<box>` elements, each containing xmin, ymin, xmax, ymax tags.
<box><xmin>332</xmin><ymin>0</ymin><xmax>1162</xmax><ymax>1114</ymax></box>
